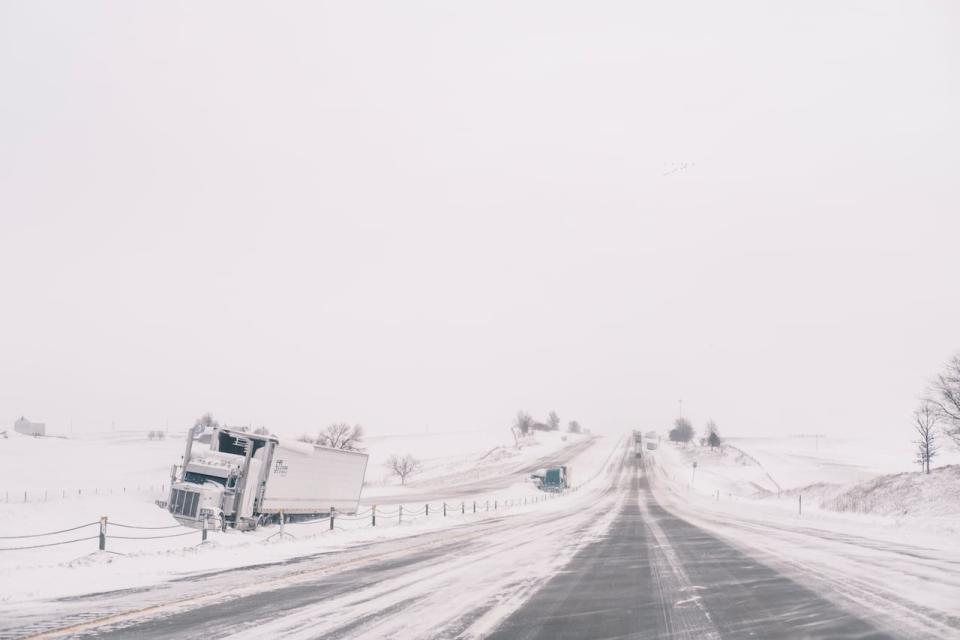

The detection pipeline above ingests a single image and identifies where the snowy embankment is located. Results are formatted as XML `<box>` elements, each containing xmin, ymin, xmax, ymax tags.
<box><xmin>0</xmin><ymin>429</ymin><xmax>612</xmax><ymax>606</ymax></box>
<box><xmin>655</xmin><ymin>435</ymin><xmax>960</xmax><ymax>529</ymax></box>
<box><xmin>648</xmin><ymin>438</ymin><xmax>960</xmax><ymax>639</ymax></box>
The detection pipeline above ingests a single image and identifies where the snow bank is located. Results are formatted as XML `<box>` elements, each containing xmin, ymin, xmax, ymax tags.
<box><xmin>724</xmin><ymin>435</ymin><xmax>960</xmax><ymax>490</ymax></box>
<box><xmin>822</xmin><ymin>464</ymin><xmax>960</xmax><ymax>518</ymax></box>
<box><xmin>653</xmin><ymin>437</ymin><xmax>960</xmax><ymax>535</ymax></box>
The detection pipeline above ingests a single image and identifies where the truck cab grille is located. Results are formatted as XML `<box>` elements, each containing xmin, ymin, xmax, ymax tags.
<box><xmin>170</xmin><ymin>488</ymin><xmax>200</xmax><ymax>518</ymax></box>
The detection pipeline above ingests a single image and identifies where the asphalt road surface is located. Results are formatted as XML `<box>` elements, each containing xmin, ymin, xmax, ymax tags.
<box><xmin>7</xmin><ymin>454</ymin><xmax>920</xmax><ymax>640</ymax></box>
<box><xmin>487</xmin><ymin>472</ymin><xmax>890</xmax><ymax>640</ymax></box>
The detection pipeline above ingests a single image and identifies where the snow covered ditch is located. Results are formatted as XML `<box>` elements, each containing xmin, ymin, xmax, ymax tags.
<box><xmin>0</xmin><ymin>430</ymin><xmax>617</xmax><ymax>605</ymax></box>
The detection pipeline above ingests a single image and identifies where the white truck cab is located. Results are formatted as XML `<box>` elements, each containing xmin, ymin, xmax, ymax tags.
<box><xmin>168</xmin><ymin>426</ymin><xmax>367</xmax><ymax>530</ymax></box>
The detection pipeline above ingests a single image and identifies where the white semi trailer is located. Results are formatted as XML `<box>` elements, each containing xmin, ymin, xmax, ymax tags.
<box><xmin>167</xmin><ymin>426</ymin><xmax>368</xmax><ymax>530</ymax></box>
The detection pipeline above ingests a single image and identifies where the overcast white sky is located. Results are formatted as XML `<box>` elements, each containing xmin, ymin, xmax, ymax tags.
<box><xmin>1</xmin><ymin>1</ymin><xmax>958</xmax><ymax>440</ymax></box>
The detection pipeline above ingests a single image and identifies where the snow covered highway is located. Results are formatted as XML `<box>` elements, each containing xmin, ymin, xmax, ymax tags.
<box><xmin>362</xmin><ymin>436</ymin><xmax>598</xmax><ymax>506</ymax></box>
<box><xmin>4</xmin><ymin>440</ymin><xmax>955</xmax><ymax>640</ymax></box>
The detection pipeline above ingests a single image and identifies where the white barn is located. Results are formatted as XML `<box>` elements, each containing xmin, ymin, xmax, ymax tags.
<box><xmin>14</xmin><ymin>416</ymin><xmax>45</xmax><ymax>437</ymax></box>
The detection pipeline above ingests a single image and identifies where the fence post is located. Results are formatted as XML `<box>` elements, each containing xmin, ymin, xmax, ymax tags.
<box><xmin>461</xmin><ymin>502</ymin><xmax>464</xmax><ymax>514</ymax></box>
<box><xmin>372</xmin><ymin>505</ymin><xmax>377</xmax><ymax>527</ymax></box>
<box><xmin>99</xmin><ymin>516</ymin><xmax>107</xmax><ymax>551</ymax></box>
<box><xmin>486</xmin><ymin>500</ymin><xmax>489</xmax><ymax>512</ymax></box>
<box><xmin>280</xmin><ymin>510</ymin><xmax>285</xmax><ymax>538</ymax></box>
<box><xmin>494</xmin><ymin>500</ymin><xmax>497</xmax><ymax>511</ymax></box>
<box><xmin>473</xmin><ymin>500</ymin><xmax>476</xmax><ymax>513</ymax></box>
<box><xmin>399</xmin><ymin>505</ymin><xmax>403</xmax><ymax>524</ymax></box>
<box><xmin>330</xmin><ymin>507</ymin><xmax>335</xmax><ymax>530</ymax></box>
<box><xmin>426</xmin><ymin>503</ymin><xmax>429</xmax><ymax>517</ymax></box>
<box><xmin>202</xmin><ymin>517</ymin><xmax>208</xmax><ymax>542</ymax></box>
<box><xmin>799</xmin><ymin>494</ymin><xmax>802</xmax><ymax>516</ymax></box>
<box><xmin>24</xmin><ymin>491</ymin><xmax>27</xmax><ymax>503</ymax></box>
<box><xmin>443</xmin><ymin>502</ymin><xmax>447</xmax><ymax>517</ymax></box>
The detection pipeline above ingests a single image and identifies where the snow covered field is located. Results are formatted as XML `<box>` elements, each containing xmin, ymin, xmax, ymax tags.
<box><xmin>0</xmin><ymin>428</ymin><xmax>609</xmax><ymax>607</ymax></box>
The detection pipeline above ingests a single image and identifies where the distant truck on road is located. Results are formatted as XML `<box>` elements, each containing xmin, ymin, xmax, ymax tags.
<box><xmin>633</xmin><ymin>430</ymin><xmax>643</xmax><ymax>458</ymax></box>
<box><xmin>167</xmin><ymin>425</ymin><xmax>368</xmax><ymax>530</ymax></box>
<box><xmin>532</xmin><ymin>466</ymin><xmax>570</xmax><ymax>492</ymax></box>
<box><xmin>644</xmin><ymin>430</ymin><xmax>660</xmax><ymax>451</ymax></box>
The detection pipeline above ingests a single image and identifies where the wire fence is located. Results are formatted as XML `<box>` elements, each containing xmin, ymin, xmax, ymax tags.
<box><xmin>0</xmin><ymin>489</ymin><xmax>580</xmax><ymax>555</ymax></box>
<box><xmin>3</xmin><ymin>485</ymin><xmax>169</xmax><ymax>505</ymax></box>
<box><xmin>0</xmin><ymin>516</ymin><xmax>207</xmax><ymax>553</ymax></box>
<box><xmin>1</xmin><ymin>439</ymin><xmax>627</xmax><ymax>556</ymax></box>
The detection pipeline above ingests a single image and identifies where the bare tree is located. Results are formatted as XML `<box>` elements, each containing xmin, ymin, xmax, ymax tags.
<box><xmin>708</xmin><ymin>431</ymin><xmax>721</xmax><ymax>450</ymax></box>
<box><xmin>384</xmin><ymin>454</ymin><xmax>421</xmax><ymax>485</ymax></box>
<box><xmin>669</xmin><ymin>417</ymin><xmax>694</xmax><ymax>445</ymax></box>
<box><xmin>547</xmin><ymin>411</ymin><xmax>561</xmax><ymax>432</ymax></box>
<box><xmin>318</xmin><ymin>423</ymin><xmax>365</xmax><ymax>451</ymax></box>
<box><xmin>515</xmin><ymin>412</ymin><xmax>532</xmax><ymax>436</ymax></box>
<box><xmin>194</xmin><ymin>413</ymin><xmax>219</xmax><ymax>430</ymax></box>
<box><xmin>567</xmin><ymin>420</ymin><xmax>582</xmax><ymax>434</ymax></box>
<box><xmin>914</xmin><ymin>400</ymin><xmax>939</xmax><ymax>474</ymax></box>
<box><xmin>928</xmin><ymin>353</ymin><xmax>960</xmax><ymax>446</ymax></box>
<box><xmin>704</xmin><ymin>419</ymin><xmax>719</xmax><ymax>438</ymax></box>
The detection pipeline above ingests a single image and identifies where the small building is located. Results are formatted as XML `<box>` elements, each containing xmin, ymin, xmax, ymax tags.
<box><xmin>14</xmin><ymin>416</ymin><xmax>45</xmax><ymax>437</ymax></box>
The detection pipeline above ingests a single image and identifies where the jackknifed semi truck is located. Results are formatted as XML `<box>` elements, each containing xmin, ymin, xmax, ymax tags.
<box><xmin>167</xmin><ymin>425</ymin><xmax>368</xmax><ymax>530</ymax></box>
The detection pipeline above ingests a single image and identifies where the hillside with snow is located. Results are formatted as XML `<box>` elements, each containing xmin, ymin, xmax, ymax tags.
<box><xmin>652</xmin><ymin>433</ymin><xmax>960</xmax><ymax>531</ymax></box>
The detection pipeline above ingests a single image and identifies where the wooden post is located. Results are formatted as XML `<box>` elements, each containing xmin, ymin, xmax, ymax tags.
<box><xmin>99</xmin><ymin>516</ymin><xmax>107</xmax><ymax>551</ymax></box>
<box><xmin>799</xmin><ymin>494</ymin><xmax>802</xmax><ymax>516</ymax></box>
<box><xmin>443</xmin><ymin>502</ymin><xmax>447</xmax><ymax>517</ymax></box>
<box><xmin>461</xmin><ymin>502</ymin><xmax>464</xmax><ymax>514</ymax></box>
<box><xmin>399</xmin><ymin>505</ymin><xmax>403</xmax><ymax>524</ymax></box>
<box><xmin>473</xmin><ymin>500</ymin><xmax>476</xmax><ymax>513</ymax></box>
<box><xmin>372</xmin><ymin>505</ymin><xmax>377</xmax><ymax>527</ymax></box>
<box><xmin>330</xmin><ymin>507</ymin><xmax>335</xmax><ymax>530</ymax></box>
<box><xmin>426</xmin><ymin>503</ymin><xmax>429</xmax><ymax>517</ymax></box>
<box><xmin>202</xmin><ymin>517</ymin><xmax>208</xmax><ymax>542</ymax></box>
